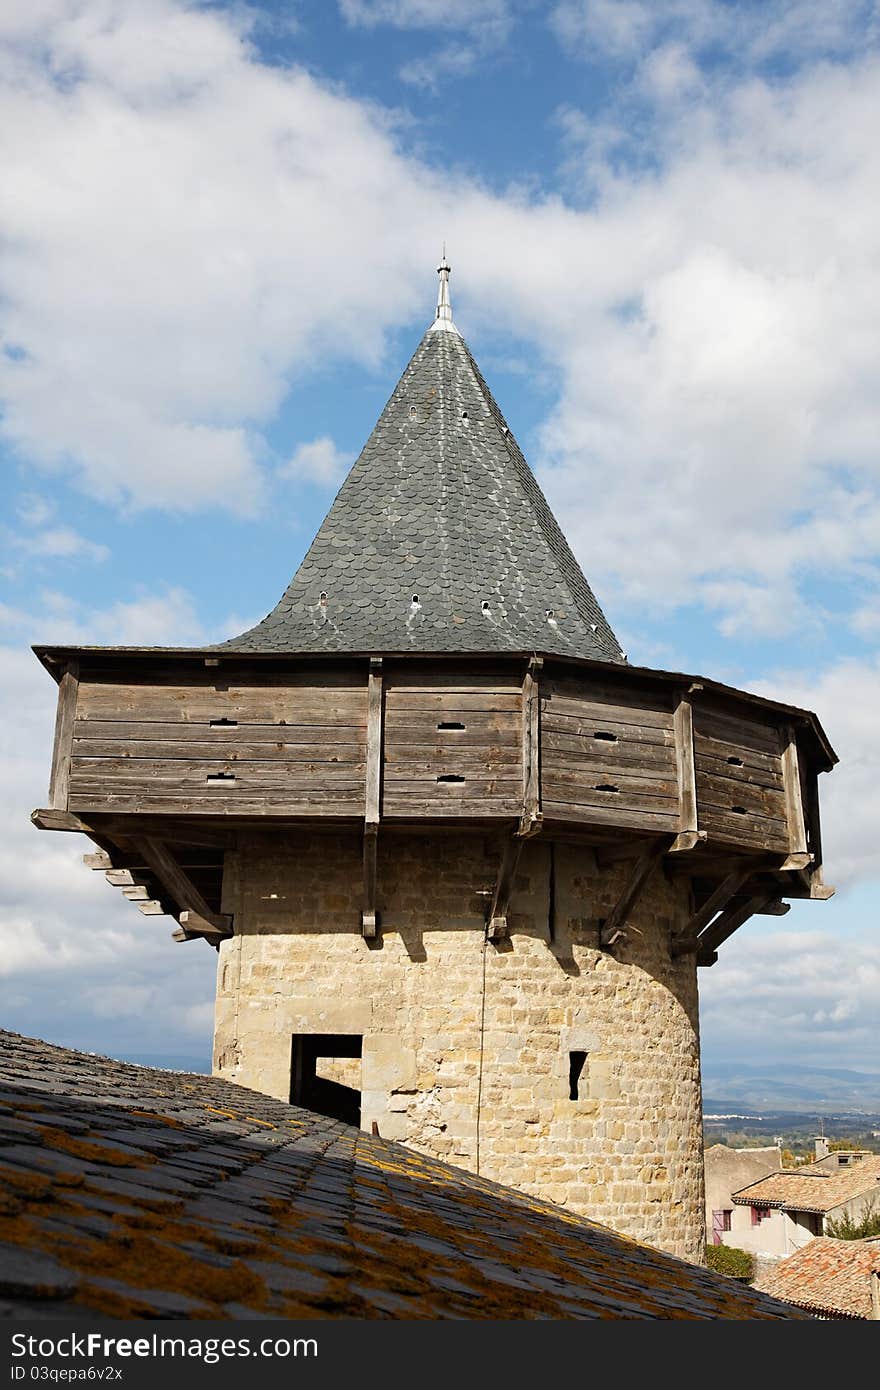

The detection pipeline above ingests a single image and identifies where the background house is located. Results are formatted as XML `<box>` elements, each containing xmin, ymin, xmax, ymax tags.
<box><xmin>755</xmin><ymin>1237</ymin><xmax>880</xmax><ymax>1319</ymax></box>
<box><xmin>705</xmin><ymin>1143</ymin><xmax>782</xmax><ymax>1246</ymax></box>
<box><xmin>728</xmin><ymin>1152</ymin><xmax>880</xmax><ymax>1260</ymax></box>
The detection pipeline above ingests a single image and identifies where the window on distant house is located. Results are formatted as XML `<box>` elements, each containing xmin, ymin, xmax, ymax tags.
<box><xmin>722</xmin><ymin>1209</ymin><xmax>732</xmax><ymax>1231</ymax></box>
<box><xmin>751</xmin><ymin>1205</ymin><xmax>772</xmax><ymax>1225</ymax></box>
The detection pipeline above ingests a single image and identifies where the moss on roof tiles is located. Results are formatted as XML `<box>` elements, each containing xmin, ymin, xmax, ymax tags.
<box><xmin>0</xmin><ymin>1030</ymin><xmax>803</xmax><ymax>1321</ymax></box>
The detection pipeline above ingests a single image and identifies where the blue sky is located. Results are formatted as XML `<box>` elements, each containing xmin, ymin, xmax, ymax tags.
<box><xmin>1</xmin><ymin>0</ymin><xmax>878</xmax><ymax>1078</ymax></box>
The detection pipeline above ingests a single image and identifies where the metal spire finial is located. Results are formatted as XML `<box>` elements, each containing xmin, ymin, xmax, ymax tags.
<box><xmin>430</xmin><ymin>248</ymin><xmax>459</xmax><ymax>334</ymax></box>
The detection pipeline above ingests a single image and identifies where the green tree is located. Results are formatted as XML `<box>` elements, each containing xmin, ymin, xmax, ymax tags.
<box><xmin>706</xmin><ymin>1245</ymin><xmax>755</xmax><ymax>1280</ymax></box>
<box><xmin>825</xmin><ymin>1199</ymin><xmax>880</xmax><ymax>1240</ymax></box>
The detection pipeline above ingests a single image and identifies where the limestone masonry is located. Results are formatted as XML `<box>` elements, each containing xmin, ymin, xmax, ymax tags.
<box><xmin>214</xmin><ymin>829</ymin><xmax>704</xmax><ymax>1259</ymax></box>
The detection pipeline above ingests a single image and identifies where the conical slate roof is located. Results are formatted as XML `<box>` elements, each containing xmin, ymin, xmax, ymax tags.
<box><xmin>223</xmin><ymin>267</ymin><xmax>624</xmax><ymax>663</ymax></box>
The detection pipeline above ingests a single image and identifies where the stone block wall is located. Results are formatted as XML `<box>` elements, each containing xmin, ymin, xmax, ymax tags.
<box><xmin>213</xmin><ymin>827</ymin><xmax>705</xmax><ymax>1262</ymax></box>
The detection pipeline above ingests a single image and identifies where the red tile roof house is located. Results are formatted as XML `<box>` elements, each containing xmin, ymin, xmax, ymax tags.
<box><xmin>727</xmin><ymin>1152</ymin><xmax>880</xmax><ymax>1262</ymax></box>
<box><xmin>756</xmin><ymin>1238</ymin><xmax>880</xmax><ymax>1319</ymax></box>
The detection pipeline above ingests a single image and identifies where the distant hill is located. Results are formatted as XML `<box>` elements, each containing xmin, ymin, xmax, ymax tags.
<box><xmin>702</xmin><ymin>1061</ymin><xmax>880</xmax><ymax>1115</ymax></box>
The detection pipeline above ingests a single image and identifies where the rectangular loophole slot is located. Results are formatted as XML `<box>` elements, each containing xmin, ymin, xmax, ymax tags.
<box><xmin>209</xmin><ymin>718</ymin><xmax>238</xmax><ymax>728</ymax></box>
<box><xmin>437</xmin><ymin>774</ymin><xmax>466</xmax><ymax>783</ymax></box>
<box><xmin>731</xmin><ymin>805</ymin><xmax>747</xmax><ymax>815</ymax></box>
<box><xmin>437</xmin><ymin>721</ymin><xmax>466</xmax><ymax>730</ymax></box>
<box><xmin>206</xmin><ymin>772</ymin><xmax>236</xmax><ymax>784</ymax></box>
<box><xmin>290</xmin><ymin>1033</ymin><xmax>362</xmax><ymax>1126</ymax></box>
<box><xmin>594</xmin><ymin>783</ymin><xmax>619</xmax><ymax>793</ymax></box>
<box><xmin>569</xmin><ymin>1050</ymin><xmax>588</xmax><ymax>1101</ymax></box>
<box><xmin>593</xmin><ymin>730</ymin><xmax>618</xmax><ymax>742</ymax></box>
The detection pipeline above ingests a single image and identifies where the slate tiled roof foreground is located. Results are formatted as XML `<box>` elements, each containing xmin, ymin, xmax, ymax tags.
<box><xmin>756</xmin><ymin>1238</ymin><xmax>880</xmax><ymax>1319</ymax></box>
<box><xmin>220</xmin><ymin>326</ymin><xmax>625</xmax><ymax>663</ymax></box>
<box><xmin>733</xmin><ymin>1159</ymin><xmax>880</xmax><ymax>1214</ymax></box>
<box><xmin>0</xmin><ymin>1031</ymin><xmax>801</xmax><ymax>1320</ymax></box>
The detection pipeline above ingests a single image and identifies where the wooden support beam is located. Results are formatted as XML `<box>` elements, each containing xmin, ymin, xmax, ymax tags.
<box><xmin>31</xmin><ymin>808</ymin><xmax>93</xmax><ymax>835</ymax></box>
<box><xmin>48</xmin><ymin>660</ymin><xmax>79</xmax><ymax>811</ymax></box>
<box><xmin>178</xmin><ymin>909</ymin><xmax>231</xmax><ymax>941</ymax></box>
<box><xmin>136</xmin><ymin>900</ymin><xmax>167</xmax><ymax>917</ymax></box>
<box><xmin>669</xmin><ymin>830</ymin><xmax>707</xmax><ymax>854</ymax></box>
<box><xmin>487</xmin><ymin>836</ymin><xmax>524</xmax><ymax>942</ymax></box>
<box><xmin>756</xmin><ymin>898</ymin><xmax>791</xmax><ymax>917</ymax></box>
<box><xmin>698</xmin><ymin>893</ymin><xmax>776</xmax><ymax>960</ymax></box>
<box><xmin>121</xmin><ymin>886</ymin><xmax>150</xmax><ymax>901</ymax></box>
<box><xmin>362</xmin><ymin>824</ymin><xmax>378</xmax><ymax>940</ymax></box>
<box><xmin>362</xmin><ymin>657</ymin><xmax>383</xmax><ymax>938</ymax></box>
<box><xmin>600</xmin><ymin>835</ymin><xmax>675</xmax><ymax>948</ymax></box>
<box><xmin>684</xmin><ymin>866</ymin><xmax>755</xmax><ymax>938</ymax></box>
<box><xmin>134</xmin><ymin>835</ymin><xmax>231</xmax><ymax>936</ymax></box>
<box><xmin>519</xmin><ymin>657</ymin><xmax>543</xmax><ymax>838</ymax></box>
<box><xmin>83</xmin><ymin>850</ymin><xmax>114</xmax><ymax>871</ymax></box>
<box><xmin>781</xmin><ymin>722</ymin><xmax>808</xmax><ymax>858</ymax></box>
<box><xmin>673</xmin><ymin>690</ymin><xmax>698</xmax><ymax>836</ymax></box>
<box><xmin>105</xmin><ymin>868</ymin><xmax>150</xmax><ymax>888</ymax></box>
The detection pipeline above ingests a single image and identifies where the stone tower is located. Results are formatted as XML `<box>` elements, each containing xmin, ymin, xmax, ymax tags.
<box><xmin>33</xmin><ymin>259</ymin><xmax>836</xmax><ymax>1262</ymax></box>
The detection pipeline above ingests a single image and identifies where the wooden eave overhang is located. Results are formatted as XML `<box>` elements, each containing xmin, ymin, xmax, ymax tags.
<box><xmin>32</xmin><ymin>642</ymin><xmax>838</xmax><ymax>772</ymax></box>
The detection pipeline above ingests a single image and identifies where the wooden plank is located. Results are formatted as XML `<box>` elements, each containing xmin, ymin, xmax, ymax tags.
<box><xmin>544</xmin><ymin>766</ymin><xmax>678</xmax><ymax>797</ymax></box>
<box><xmin>781</xmin><ymin>723</ymin><xmax>808</xmax><ymax>857</ymax></box>
<box><xmin>48</xmin><ymin>660</ymin><xmax>80</xmax><ymax>811</ymax></box>
<box><xmin>136</xmin><ymin>900</ymin><xmax>167</xmax><ymax>916</ymax></box>
<box><xmin>693</xmin><ymin>708</ymin><xmax>782</xmax><ymax>755</ymax></box>
<box><xmin>71</xmin><ymin>757</ymin><xmax>367</xmax><ymax>782</ymax></box>
<box><xmin>541</xmin><ymin>799</ymin><xmax>679</xmax><ymax>832</ymax></box>
<box><xmin>696</xmin><ymin>774</ymin><xmax>787</xmax><ymax>820</ymax></box>
<box><xmin>121</xmin><ymin>886</ymin><xmax>150</xmax><ymax>900</ymax></box>
<box><xmin>74</xmin><ymin>719</ymin><xmax>368</xmax><ymax>746</ymax></box>
<box><xmin>544</xmin><ymin>733</ymin><xmax>675</xmax><ymax>767</ymax></box>
<box><xmin>77</xmin><ymin>684</ymin><xmax>367</xmax><ymax>724</ymax></box>
<box><xmin>487</xmin><ymin>837</ymin><xmax>524</xmax><ymax>941</ymax></box>
<box><xmin>73</xmin><ymin>739</ymin><xmax>367</xmax><ymax>762</ymax></box>
<box><xmin>384</xmin><ymin>749</ymin><xmax>519</xmax><ymax>774</ymax></box>
<box><xmin>70</xmin><ymin>793</ymin><xmax>367</xmax><ymax>815</ymax></box>
<box><xmin>600</xmin><ymin>836</ymin><xmax>675</xmax><ymax>947</ymax></box>
<box><xmin>542</xmin><ymin>699</ymin><xmax>673</xmax><ymax>731</ymax></box>
<box><xmin>673</xmin><ymin>692</ymin><xmax>698</xmax><ymax>835</ymax></box>
<box><xmin>697</xmin><ymin>808</ymin><xmax>789</xmax><ymax>852</ymax></box>
<box><xmin>384</xmin><ymin>691</ymin><xmax>522</xmax><ymax>713</ymax></box>
<box><xmin>133</xmin><ymin>835</ymin><xmax>231</xmax><ymax>935</ymax></box>
<box><xmin>694</xmin><ymin>745</ymin><xmax>783</xmax><ymax>783</ymax></box>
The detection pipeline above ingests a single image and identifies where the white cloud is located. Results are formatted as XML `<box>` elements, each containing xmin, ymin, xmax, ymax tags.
<box><xmin>282</xmin><ymin>436</ymin><xmax>353</xmax><ymax>488</ymax></box>
<box><xmin>699</xmin><ymin>923</ymin><xmax>880</xmax><ymax>1069</ymax></box>
<box><xmin>13</xmin><ymin>525</ymin><xmax>109</xmax><ymax>562</ymax></box>
<box><xmin>2</xmin><ymin>0</ymin><xmax>880</xmax><ymax>638</ymax></box>
<box><xmin>550</xmin><ymin>0</ymin><xmax>877</xmax><ymax>67</ymax></box>
<box><xmin>339</xmin><ymin>0</ymin><xmax>511</xmax><ymax>34</ymax></box>
<box><xmin>0</xmin><ymin>588</ymin><xmax>217</xmax><ymax>1056</ymax></box>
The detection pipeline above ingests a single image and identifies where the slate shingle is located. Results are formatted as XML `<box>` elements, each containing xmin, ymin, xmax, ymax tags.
<box><xmin>221</xmin><ymin>327</ymin><xmax>625</xmax><ymax>662</ymax></box>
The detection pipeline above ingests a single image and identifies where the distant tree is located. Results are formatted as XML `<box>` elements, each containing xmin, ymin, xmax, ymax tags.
<box><xmin>706</xmin><ymin>1245</ymin><xmax>755</xmax><ymax>1281</ymax></box>
<box><xmin>826</xmin><ymin>1199</ymin><xmax>880</xmax><ymax>1240</ymax></box>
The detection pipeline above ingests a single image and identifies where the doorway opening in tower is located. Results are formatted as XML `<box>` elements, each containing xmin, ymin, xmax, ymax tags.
<box><xmin>290</xmin><ymin>1034</ymin><xmax>363</xmax><ymax>1126</ymax></box>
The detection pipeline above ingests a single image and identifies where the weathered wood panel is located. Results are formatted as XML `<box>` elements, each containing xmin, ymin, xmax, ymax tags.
<box><xmin>70</xmin><ymin>674</ymin><xmax>367</xmax><ymax>817</ymax></box>
<box><xmin>540</xmin><ymin>678</ymin><xmax>679</xmax><ymax>833</ymax></box>
<box><xmin>693</xmin><ymin>706</ymin><xmax>787</xmax><ymax>851</ymax></box>
<box><xmin>382</xmin><ymin>671</ymin><xmax>522</xmax><ymax>818</ymax></box>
